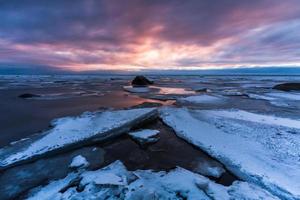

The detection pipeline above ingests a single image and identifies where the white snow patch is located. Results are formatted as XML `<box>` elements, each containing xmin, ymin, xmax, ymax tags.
<box><xmin>1</xmin><ymin>108</ymin><xmax>156</xmax><ymax>168</ymax></box>
<box><xmin>204</xmin><ymin>109</ymin><xmax>300</xmax><ymax>129</ymax></box>
<box><xmin>123</xmin><ymin>86</ymin><xmax>151</xmax><ymax>93</ymax></box>
<box><xmin>26</xmin><ymin>160</ymin><xmax>279</xmax><ymax>200</ymax></box>
<box><xmin>69</xmin><ymin>155</ymin><xmax>89</xmax><ymax>169</ymax></box>
<box><xmin>179</xmin><ymin>94</ymin><xmax>225</xmax><ymax>104</ymax></box>
<box><xmin>160</xmin><ymin>107</ymin><xmax>300</xmax><ymax>200</ymax></box>
<box><xmin>248</xmin><ymin>93</ymin><xmax>277</xmax><ymax>101</ymax></box>
<box><xmin>267</xmin><ymin>92</ymin><xmax>300</xmax><ymax>100</ymax></box>
<box><xmin>194</xmin><ymin>162</ymin><xmax>225</xmax><ymax>178</ymax></box>
<box><xmin>128</xmin><ymin>129</ymin><xmax>159</xmax><ymax>143</ymax></box>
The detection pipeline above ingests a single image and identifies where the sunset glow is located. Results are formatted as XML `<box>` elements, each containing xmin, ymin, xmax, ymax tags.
<box><xmin>0</xmin><ymin>0</ymin><xmax>300</xmax><ymax>72</ymax></box>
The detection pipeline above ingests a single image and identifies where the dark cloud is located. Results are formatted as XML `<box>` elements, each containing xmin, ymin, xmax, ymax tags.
<box><xmin>0</xmin><ymin>0</ymin><xmax>300</xmax><ymax>71</ymax></box>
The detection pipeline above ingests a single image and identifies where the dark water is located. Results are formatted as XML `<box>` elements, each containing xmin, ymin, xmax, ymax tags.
<box><xmin>0</xmin><ymin>120</ymin><xmax>236</xmax><ymax>200</ymax></box>
<box><xmin>0</xmin><ymin>87</ymin><xmax>164</xmax><ymax>147</ymax></box>
<box><xmin>1</xmin><ymin>75</ymin><xmax>299</xmax><ymax>199</ymax></box>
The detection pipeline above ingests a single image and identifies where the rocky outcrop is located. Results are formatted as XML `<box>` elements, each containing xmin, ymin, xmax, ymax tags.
<box><xmin>131</xmin><ymin>76</ymin><xmax>153</xmax><ymax>86</ymax></box>
<box><xmin>18</xmin><ymin>93</ymin><xmax>41</xmax><ymax>99</ymax></box>
<box><xmin>273</xmin><ymin>83</ymin><xmax>300</xmax><ymax>91</ymax></box>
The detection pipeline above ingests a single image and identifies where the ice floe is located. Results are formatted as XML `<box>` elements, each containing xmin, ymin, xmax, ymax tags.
<box><xmin>160</xmin><ymin>107</ymin><xmax>300</xmax><ymax>200</ymax></box>
<box><xmin>179</xmin><ymin>94</ymin><xmax>225</xmax><ymax>104</ymax></box>
<box><xmin>193</xmin><ymin>161</ymin><xmax>225</xmax><ymax>178</ymax></box>
<box><xmin>123</xmin><ymin>86</ymin><xmax>152</xmax><ymax>93</ymax></box>
<box><xmin>69</xmin><ymin>155</ymin><xmax>89</xmax><ymax>169</ymax></box>
<box><xmin>267</xmin><ymin>92</ymin><xmax>300</xmax><ymax>101</ymax></box>
<box><xmin>128</xmin><ymin>129</ymin><xmax>160</xmax><ymax>145</ymax></box>
<box><xmin>26</xmin><ymin>160</ymin><xmax>279</xmax><ymax>200</ymax></box>
<box><xmin>248</xmin><ymin>92</ymin><xmax>300</xmax><ymax>108</ymax></box>
<box><xmin>0</xmin><ymin>108</ymin><xmax>157</xmax><ymax>169</ymax></box>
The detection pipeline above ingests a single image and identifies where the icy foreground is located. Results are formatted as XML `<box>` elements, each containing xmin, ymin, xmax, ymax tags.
<box><xmin>26</xmin><ymin>160</ymin><xmax>279</xmax><ymax>200</ymax></box>
<box><xmin>160</xmin><ymin>107</ymin><xmax>300</xmax><ymax>200</ymax></box>
<box><xmin>128</xmin><ymin>129</ymin><xmax>160</xmax><ymax>145</ymax></box>
<box><xmin>179</xmin><ymin>94</ymin><xmax>225</xmax><ymax>104</ymax></box>
<box><xmin>0</xmin><ymin>108</ymin><xmax>157</xmax><ymax>170</ymax></box>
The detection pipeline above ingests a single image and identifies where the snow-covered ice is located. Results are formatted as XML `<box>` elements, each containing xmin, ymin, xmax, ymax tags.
<box><xmin>123</xmin><ymin>86</ymin><xmax>151</xmax><ymax>93</ymax></box>
<box><xmin>160</xmin><ymin>107</ymin><xmax>300</xmax><ymax>200</ymax></box>
<box><xmin>179</xmin><ymin>94</ymin><xmax>225</xmax><ymax>104</ymax></box>
<box><xmin>0</xmin><ymin>108</ymin><xmax>157</xmax><ymax>169</ymax></box>
<box><xmin>248</xmin><ymin>92</ymin><xmax>300</xmax><ymax>107</ymax></box>
<box><xmin>69</xmin><ymin>155</ymin><xmax>89</xmax><ymax>169</ymax></box>
<box><xmin>26</xmin><ymin>160</ymin><xmax>279</xmax><ymax>200</ymax></box>
<box><xmin>267</xmin><ymin>92</ymin><xmax>300</xmax><ymax>100</ymax></box>
<box><xmin>128</xmin><ymin>129</ymin><xmax>159</xmax><ymax>145</ymax></box>
<box><xmin>204</xmin><ymin>109</ymin><xmax>300</xmax><ymax>129</ymax></box>
<box><xmin>193</xmin><ymin>161</ymin><xmax>225</xmax><ymax>178</ymax></box>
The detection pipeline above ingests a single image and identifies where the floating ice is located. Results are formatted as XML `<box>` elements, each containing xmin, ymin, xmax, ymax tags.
<box><xmin>0</xmin><ymin>108</ymin><xmax>157</xmax><ymax>169</ymax></box>
<box><xmin>69</xmin><ymin>155</ymin><xmax>89</xmax><ymax>169</ymax></box>
<box><xmin>128</xmin><ymin>129</ymin><xmax>159</xmax><ymax>145</ymax></box>
<box><xmin>160</xmin><ymin>107</ymin><xmax>300</xmax><ymax>200</ymax></box>
<box><xmin>123</xmin><ymin>86</ymin><xmax>151</xmax><ymax>93</ymax></box>
<box><xmin>26</xmin><ymin>160</ymin><xmax>279</xmax><ymax>200</ymax></box>
<box><xmin>179</xmin><ymin>94</ymin><xmax>225</xmax><ymax>104</ymax></box>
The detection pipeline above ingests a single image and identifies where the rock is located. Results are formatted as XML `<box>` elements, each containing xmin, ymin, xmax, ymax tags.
<box><xmin>273</xmin><ymin>83</ymin><xmax>300</xmax><ymax>91</ymax></box>
<box><xmin>131</xmin><ymin>76</ymin><xmax>153</xmax><ymax>86</ymax></box>
<box><xmin>195</xmin><ymin>88</ymin><xmax>210</xmax><ymax>93</ymax></box>
<box><xmin>18</xmin><ymin>93</ymin><xmax>41</xmax><ymax>99</ymax></box>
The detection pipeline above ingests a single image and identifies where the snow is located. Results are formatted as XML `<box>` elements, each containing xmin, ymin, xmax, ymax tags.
<box><xmin>69</xmin><ymin>155</ymin><xmax>89</xmax><ymax>169</ymax></box>
<box><xmin>26</xmin><ymin>160</ymin><xmax>279</xmax><ymax>200</ymax></box>
<box><xmin>194</xmin><ymin>162</ymin><xmax>225</xmax><ymax>178</ymax></box>
<box><xmin>123</xmin><ymin>86</ymin><xmax>151</xmax><ymax>93</ymax></box>
<box><xmin>153</xmin><ymin>86</ymin><xmax>195</xmax><ymax>95</ymax></box>
<box><xmin>128</xmin><ymin>129</ymin><xmax>159</xmax><ymax>145</ymax></box>
<box><xmin>160</xmin><ymin>107</ymin><xmax>300</xmax><ymax>200</ymax></box>
<box><xmin>0</xmin><ymin>108</ymin><xmax>157</xmax><ymax>169</ymax></box>
<box><xmin>221</xmin><ymin>89</ymin><xmax>245</xmax><ymax>96</ymax></box>
<box><xmin>26</xmin><ymin>173</ymin><xmax>78</xmax><ymax>200</ymax></box>
<box><xmin>204</xmin><ymin>109</ymin><xmax>300</xmax><ymax>129</ymax></box>
<box><xmin>267</xmin><ymin>92</ymin><xmax>300</xmax><ymax>100</ymax></box>
<box><xmin>248</xmin><ymin>93</ymin><xmax>277</xmax><ymax>101</ymax></box>
<box><xmin>248</xmin><ymin>92</ymin><xmax>300</xmax><ymax>108</ymax></box>
<box><xmin>179</xmin><ymin>94</ymin><xmax>225</xmax><ymax>104</ymax></box>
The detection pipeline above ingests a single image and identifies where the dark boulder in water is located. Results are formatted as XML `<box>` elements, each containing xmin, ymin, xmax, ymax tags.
<box><xmin>273</xmin><ymin>83</ymin><xmax>300</xmax><ymax>91</ymax></box>
<box><xmin>18</xmin><ymin>93</ymin><xmax>41</xmax><ymax>99</ymax></box>
<box><xmin>131</xmin><ymin>76</ymin><xmax>153</xmax><ymax>86</ymax></box>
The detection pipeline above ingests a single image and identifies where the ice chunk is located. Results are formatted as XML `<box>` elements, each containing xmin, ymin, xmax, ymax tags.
<box><xmin>26</xmin><ymin>161</ymin><xmax>279</xmax><ymax>200</ymax></box>
<box><xmin>267</xmin><ymin>92</ymin><xmax>300</xmax><ymax>100</ymax></box>
<box><xmin>69</xmin><ymin>155</ymin><xmax>89</xmax><ymax>169</ymax></box>
<box><xmin>248</xmin><ymin>93</ymin><xmax>277</xmax><ymax>101</ymax></box>
<box><xmin>204</xmin><ymin>109</ymin><xmax>300</xmax><ymax>129</ymax></box>
<box><xmin>0</xmin><ymin>108</ymin><xmax>157</xmax><ymax>170</ymax></box>
<box><xmin>179</xmin><ymin>94</ymin><xmax>225</xmax><ymax>104</ymax></box>
<box><xmin>160</xmin><ymin>107</ymin><xmax>300</xmax><ymax>200</ymax></box>
<box><xmin>194</xmin><ymin>162</ymin><xmax>225</xmax><ymax>178</ymax></box>
<box><xmin>26</xmin><ymin>173</ymin><xmax>78</xmax><ymax>200</ymax></box>
<box><xmin>123</xmin><ymin>86</ymin><xmax>151</xmax><ymax>93</ymax></box>
<box><xmin>128</xmin><ymin>129</ymin><xmax>159</xmax><ymax>145</ymax></box>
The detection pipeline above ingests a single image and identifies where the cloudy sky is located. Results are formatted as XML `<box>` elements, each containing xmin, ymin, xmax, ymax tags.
<box><xmin>0</xmin><ymin>0</ymin><xmax>300</xmax><ymax>72</ymax></box>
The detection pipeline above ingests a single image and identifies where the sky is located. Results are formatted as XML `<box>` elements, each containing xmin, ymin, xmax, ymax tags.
<box><xmin>0</xmin><ymin>0</ymin><xmax>300</xmax><ymax>73</ymax></box>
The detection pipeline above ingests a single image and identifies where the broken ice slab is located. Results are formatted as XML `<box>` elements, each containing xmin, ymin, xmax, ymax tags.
<box><xmin>26</xmin><ymin>160</ymin><xmax>279</xmax><ymax>200</ymax></box>
<box><xmin>160</xmin><ymin>107</ymin><xmax>300</xmax><ymax>200</ymax></box>
<box><xmin>178</xmin><ymin>94</ymin><xmax>226</xmax><ymax>104</ymax></box>
<box><xmin>128</xmin><ymin>129</ymin><xmax>160</xmax><ymax>145</ymax></box>
<box><xmin>0</xmin><ymin>108</ymin><xmax>158</xmax><ymax>170</ymax></box>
